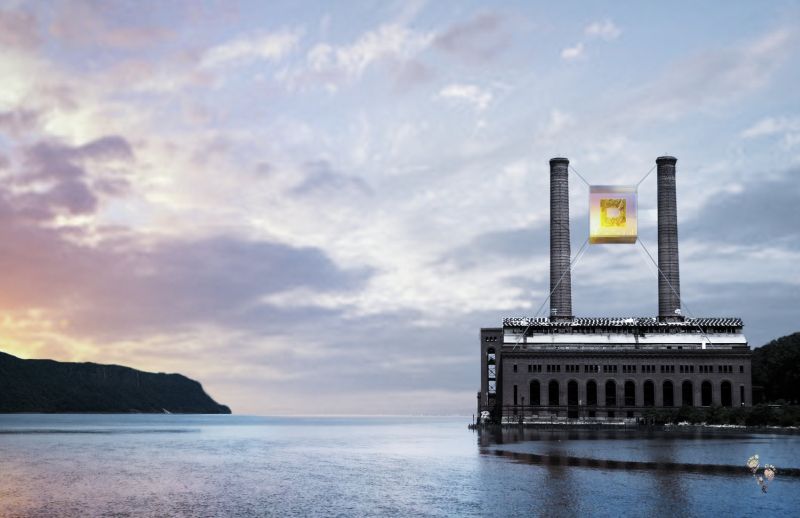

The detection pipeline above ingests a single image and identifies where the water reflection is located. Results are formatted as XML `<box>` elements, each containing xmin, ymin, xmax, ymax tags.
<box><xmin>1</xmin><ymin>415</ymin><xmax>798</xmax><ymax>517</ymax></box>
<box><xmin>474</xmin><ymin>426</ymin><xmax>800</xmax><ymax>516</ymax></box>
<box><xmin>541</xmin><ymin>446</ymin><xmax>581</xmax><ymax>517</ymax></box>
<box><xmin>476</xmin><ymin>427</ymin><xmax>800</xmax><ymax>478</ymax></box>
<box><xmin>645</xmin><ymin>435</ymin><xmax>689</xmax><ymax>516</ymax></box>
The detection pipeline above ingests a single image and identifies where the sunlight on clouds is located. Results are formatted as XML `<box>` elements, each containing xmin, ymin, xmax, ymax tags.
<box><xmin>438</xmin><ymin>83</ymin><xmax>492</xmax><ymax>111</ymax></box>
<box><xmin>0</xmin><ymin>2</ymin><xmax>797</xmax><ymax>414</ymax></box>
<box><xmin>0</xmin><ymin>309</ymin><xmax>86</xmax><ymax>361</ymax></box>
<box><xmin>0</xmin><ymin>52</ymin><xmax>49</xmax><ymax>108</ymax></box>
<box><xmin>258</xmin><ymin>256</ymin><xmax>539</xmax><ymax>321</ymax></box>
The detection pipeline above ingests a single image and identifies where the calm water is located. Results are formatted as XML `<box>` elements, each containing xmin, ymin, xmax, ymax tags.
<box><xmin>0</xmin><ymin>416</ymin><xmax>798</xmax><ymax>517</ymax></box>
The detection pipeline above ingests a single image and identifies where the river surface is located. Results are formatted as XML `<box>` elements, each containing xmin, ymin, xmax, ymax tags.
<box><xmin>0</xmin><ymin>415</ymin><xmax>797</xmax><ymax>517</ymax></box>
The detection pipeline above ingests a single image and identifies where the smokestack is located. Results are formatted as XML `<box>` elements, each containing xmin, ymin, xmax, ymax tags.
<box><xmin>549</xmin><ymin>157</ymin><xmax>572</xmax><ymax>321</ymax></box>
<box><xmin>656</xmin><ymin>156</ymin><xmax>682</xmax><ymax>322</ymax></box>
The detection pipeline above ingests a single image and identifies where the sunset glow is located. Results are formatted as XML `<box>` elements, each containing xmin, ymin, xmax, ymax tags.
<box><xmin>1</xmin><ymin>1</ymin><xmax>798</xmax><ymax>414</ymax></box>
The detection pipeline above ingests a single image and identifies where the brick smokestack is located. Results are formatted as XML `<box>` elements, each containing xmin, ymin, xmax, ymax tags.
<box><xmin>549</xmin><ymin>157</ymin><xmax>572</xmax><ymax>321</ymax></box>
<box><xmin>656</xmin><ymin>156</ymin><xmax>682</xmax><ymax>321</ymax></box>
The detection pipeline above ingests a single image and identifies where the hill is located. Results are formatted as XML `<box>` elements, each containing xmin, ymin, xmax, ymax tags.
<box><xmin>0</xmin><ymin>351</ymin><xmax>231</xmax><ymax>413</ymax></box>
<box><xmin>752</xmin><ymin>332</ymin><xmax>800</xmax><ymax>404</ymax></box>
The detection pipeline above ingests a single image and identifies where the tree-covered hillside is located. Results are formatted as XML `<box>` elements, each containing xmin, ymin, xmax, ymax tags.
<box><xmin>752</xmin><ymin>332</ymin><xmax>800</xmax><ymax>404</ymax></box>
<box><xmin>0</xmin><ymin>351</ymin><xmax>231</xmax><ymax>413</ymax></box>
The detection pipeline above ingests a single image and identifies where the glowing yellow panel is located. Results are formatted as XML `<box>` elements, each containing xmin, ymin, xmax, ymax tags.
<box><xmin>589</xmin><ymin>185</ymin><xmax>637</xmax><ymax>244</ymax></box>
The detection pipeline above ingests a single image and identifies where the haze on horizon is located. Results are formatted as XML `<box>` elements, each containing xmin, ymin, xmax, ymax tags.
<box><xmin>0</xmin><ymin>1</ymin><xmax>798</xmax><ymax>415</ymax></box>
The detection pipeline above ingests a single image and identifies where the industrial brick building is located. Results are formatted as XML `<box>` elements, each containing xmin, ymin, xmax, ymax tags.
<box><xmin>478</xmin><ymin>157</ymin><xmax>752</xmax><ymax>422</ymax></box>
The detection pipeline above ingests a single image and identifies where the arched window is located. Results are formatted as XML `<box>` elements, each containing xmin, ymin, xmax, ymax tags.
<box><xmin>548</xmin><ymin>380</ymin><xmax>559</xmax><ymax>406</ymax></box>
<box><xmin>721</xmin><ymin>381</ymin><xmax>732</xmax><ymax>407</ymax></box>
<box><xmin>605</xmin><ymin>380</ymin><xmax>617</xmax><ymax>406</ymax></box>
<box><xmin>663</xmin><ymin>380</ymin><xmax>674</xmax><ymax>407</ymax></box>
<box><xmin>644</xmin><ymin>380</ymin><xmax>655</xmax><ymax>407</ymax></box>
<box><xmin>682</xmin><ymin>381</ymin><xmax>693</xmax><ymax>406</ymax></box>
<box><xmin>586</xmin><ymin>380</ymin><xmax>597</xmax><ymax>406</ymax></box>
<box><xmin>624</xmin><ymin>381</ymin><xmax>636</xmax><ymax>407</ymax></box>
<box><xmin>530</xmin><ymin>380</ymin><xmax>540</xmax><ymax>406</ymax></box>
<box><xmin>701</xmin><ymin>381</ymin><xmax>713</xmax><ymax>407</ymax></box>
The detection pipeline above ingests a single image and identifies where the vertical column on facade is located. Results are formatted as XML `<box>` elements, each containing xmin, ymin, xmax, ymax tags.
<box><xmin>598</xmin><ymin>380</ymin><xmax>606</xmax><ymax>408</ymax></box>
<box><xmin>655</xmin><ymin>381</ymin><xmax>663</xmax><ymax>407</ymax></box>
<box><xmin>636</xmin><ymin>381</ymin><xmax>643</xmax><ymax>408</ymax></box>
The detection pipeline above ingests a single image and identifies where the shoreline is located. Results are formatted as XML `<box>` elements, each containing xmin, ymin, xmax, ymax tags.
<box><xmin>469</xmin><ymin>422</ymin><xmax>800</xmax><ymax>434</ymax></box>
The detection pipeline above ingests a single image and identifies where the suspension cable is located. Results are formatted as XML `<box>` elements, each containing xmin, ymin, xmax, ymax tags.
<box><xmin>635</xmin><ymin>164</ymin><xmax>657</xmax><ymax>188</ymax></box>
<box><xmin>513</xmin><ymin>237</ymin><xmax>590</xmax><ymax>350</ymax></box>
<box><xmin>568</xmin><ymin>165</ymin><xmax>591</xmax><ymax>187</ymax></box>
<box><xmin>636</xmin><ymin>237</ymin><xmax>714</xmax><ymax>347</ymax></box>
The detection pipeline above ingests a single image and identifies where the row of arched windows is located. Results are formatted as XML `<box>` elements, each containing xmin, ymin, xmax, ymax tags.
<box><xmin>524</xmin><ymin>379</ymin><xmax>735</xmax><ymax>407</ymax></box>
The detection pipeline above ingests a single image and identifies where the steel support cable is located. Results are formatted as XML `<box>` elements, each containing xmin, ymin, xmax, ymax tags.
<box><xmin>512</xmin><ymin>237</ymin><xmax>590</xmax><ymax>350</ymax></box>
<box><xmin>636</xmin><ymin>237</ymin><xmax>714</xmax><ymax>347</ymax></box>
<box><xmin>568</xmin><ymin>165</ymin><xmax>592</xmax><ymax>187</ymax></box>
<box><xmin>635</xmin><ymin>164</ymin><xmax>657</xmax><ymax>188</ymax></box>
<box><xmin>573</xmin><ymin>162</ymin><xmax>656</xmax><ymax>189</ymax></box>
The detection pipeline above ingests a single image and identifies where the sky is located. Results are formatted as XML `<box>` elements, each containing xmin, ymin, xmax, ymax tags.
<box><xmin>0</xmin><ymin>1</ymin><xmax>799</xmax><ymax>415</ymax></box>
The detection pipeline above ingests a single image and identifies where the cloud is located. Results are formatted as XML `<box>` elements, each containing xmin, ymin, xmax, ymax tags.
<box><xmin>433</xmin><ymin>12</ymin><xmax>507</xmax><ymax>61</ymax></box>
<box><xmin>201</xmin><ymin>29</ymin><xmax>302</xmax><ymax>68</ymax></box>
<box><xmin>688</xmin><ymin>281</ymin><xmax>800</xmax><ymax>348</ymax></box>
<box><xmin>9</xmin><ymin>136</ymin><xmax>134</xmax><ymax>219</ymax></box>
<box><xmin>20</xmin><ymin>178</ymin><xmax>98</xmax><ymax>215</ymax></box>
<box><xmin>290</xmin><ymin>160</ymin><xmax>372</xmax><ymax>196</ymax></box>
<box><xmin>21</xmin><ymin>136</ymin><xmax>133</xmax><ymax>180</ymax></box>
<box><xmin>614</xmin><ymin>29</ymin><xmax>793</xmax><ymax>126</ymax></box>
<box><xmin>1</xmin><ymin>4</ymin><xmax>797</xmax><ymax>414</ymax></box>
<box><xmin>438</xmin><ymin>83</ymin><xmax>493</xmax><ymax>111</ymax></box>
<box><xmin>392</xmin><ymin>59</ymin><xmax>434</xmax><ymax>89</ymax></box>
<box><xmin>560</xmin><ymin>19</ymin><xmax>619</xmax><ymax>62</ymax></box>
<box><xmin>0</xmin><ymin>109</ymin><xmax>39</xmax><ymax>136</ymax></box>
<box><xmin>0</xmin><ymin>198</ymin><xmax>370</xmax><ymax>340</ymax></box>
<box><xmin>279</xmin><ymin>12</ymin><xmax>507</xmax><ymax>92</ymax></box>
<box><xmin>560</xmin><ymin>42</ymin><xmax>584</xmax><ymax>61</ymax></box>
<box><xmin>741</xmin><ymin>116</ymin><xmax>800</xmax><ymax>148</ymax></box>
<box><xmin>313</xmin><ymin>24</ymin><xmax>432</xmax><ymax>77</ymax></box>
<box><xmin>75</xmin><ymin>136</ymin><xmax>134</xmax><ymax>161</ymax></box>
<box><xmin>585</xmin><ymin>19</ymin><xmax>621</xmax><ymax>41</ymax></box>
<box><xmin>683</xmin><ymin>168</ymin><xmax>800</xmax><ymax>249</ymax></box>
<box><xmin>280</xmin><ymin>23</ymin><xmax>433</xmax><ymax>90</ymax></box>
<box><xmin>538</xmin><ymin>109</ymin><xmax>574</xmax><ymax>140</ymax></box>
<box><xmin>439</xmin><ymin>216</ymin><xmax>587</xmax><ymax>270</ymax></box>
<box><xmin>48</xmin><ymin>0</ymin><xmax>171</xmax><ymax>49</ymax></box>
<box><xmin>0</xmin><ymin>8</ymin><xmax>40</xmax><ymax>49</ymax></box>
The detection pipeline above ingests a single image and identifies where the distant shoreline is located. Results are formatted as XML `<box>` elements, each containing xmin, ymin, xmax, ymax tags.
<box><xmin>0</xmin><ymin>351</ymin><xmax>231</xmax><ymax>414</ymax></box>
